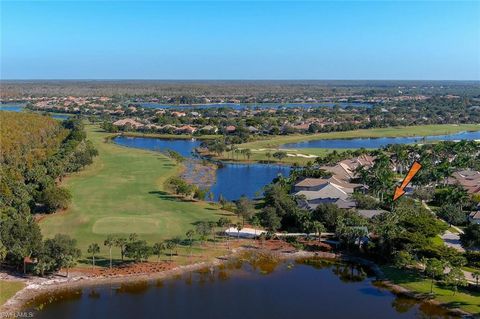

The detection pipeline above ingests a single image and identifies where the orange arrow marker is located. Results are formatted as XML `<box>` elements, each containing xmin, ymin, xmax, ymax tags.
<box><xmin>393</xmin><ymin>161</ymin><xmax>422</xmax><ymax>201</ymax></box>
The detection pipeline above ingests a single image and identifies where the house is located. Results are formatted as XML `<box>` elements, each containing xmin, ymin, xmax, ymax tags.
<box><xmin>171</xmin><ymin>111</ymin><xmax>186</xmax><ymax>117</ymax></box>
<box><xmin>447</xmin><ymin>170</ymin><xmax>480</xmax><ymax>194</ymax></box>
<box><xmin>294</xmin><ymin>182</ymin><xmax>356</xmax><ymax>210</ymax></box>
<box><xmin>200</xmin><ymin>125</ymin><xmax>218</xmax><ymax>134</ymax></box>
<box><xmin>175</xmin><ymin>125</ymin><xmax>197</xmax><ymax>134</ymax></box>
<box><xmin>468</xmin><ymin>211</ymin><xmax>480</xmax><ymax>224</ymax></box>
<box><xmin>112</xmin><ymin>118</ymin><xmax>144</xmax><ymax>129</ymax></box>
<box><xmin>225</xmin><ymin>125</ymin><xmax>236</xmax><ymax>133</ymax></box>
<box><xmin>293</xmin><ymin>176</ymin><xmax>362</xmax><ymax>192</ymax></box>
<box><xmin>357</xmin><ymin>209</ymin><xmax>387</xmax><ymax>219</ymax></box>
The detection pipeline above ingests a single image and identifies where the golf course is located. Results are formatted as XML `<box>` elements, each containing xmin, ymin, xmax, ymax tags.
<box><xmin>240</xmin><ymin>124</ymin><xmax>480</xmax><ymax>149</ymax></box>
<box><xmin>39</xmin><ymin>125</ymin><xmax>233</xmax><ymax>255</ymax></box>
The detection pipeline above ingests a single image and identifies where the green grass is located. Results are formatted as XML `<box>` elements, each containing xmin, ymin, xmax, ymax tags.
<box><xmin>0</xmin><ymin>280</ymin><xmax>25</xmax><ymax>306</ymax></box>
<box><xmin>40</xmin><ymin>125</ymin><xmax>235</xmax><ymax>260</ymax></box>
<box><xmin>382</xmin><ymin>266</ymin><xmax>480</xmax><ymax>315</ymax></box>
<box><xmin>240</xmin><ymin>124</ymin><xmax>480</xmax><ymax>149</ymax></box>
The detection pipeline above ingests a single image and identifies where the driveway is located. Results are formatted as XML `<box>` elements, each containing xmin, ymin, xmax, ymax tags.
<box><xmin>441</xmin><ymin>230</ymin><xmax>465</xmax><ymax>252</ymax></box>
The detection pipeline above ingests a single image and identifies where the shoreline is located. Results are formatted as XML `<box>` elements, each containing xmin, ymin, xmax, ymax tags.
<box><xmin>0</xmin><ymin>248</ymin><xmax>325</xmax><ymax>314</ymax></box>
<box><xmin>0</xmin><ymin>248</ymin><xmax>474</xmax><ymax>317</ymax></box>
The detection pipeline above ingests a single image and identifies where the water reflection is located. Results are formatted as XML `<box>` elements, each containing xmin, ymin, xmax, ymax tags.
<box><xmin>28</xmin><ymin>253</ymin><xmax>460</xmax><ymax>319</ymax></box>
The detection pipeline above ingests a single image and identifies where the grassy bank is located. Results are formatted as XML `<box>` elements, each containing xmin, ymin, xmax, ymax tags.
<box><xmin>381</xmin><ymin>266</ymin><xmax>480</xmax><ymax>315</ymax></box>
<box><xmin>39</xmin><ymin>125</ymin><xmax>234</xmax><ymax>261</ymax></box>
<box><xmin>240</xmin><ymin>124</ymin><xmax>480</xmax><ymax>149</ymax></box>
<box><xmin>0</xmin><ymin>280</ymin><xmax>25</xmax><ymax>306</ymax></box>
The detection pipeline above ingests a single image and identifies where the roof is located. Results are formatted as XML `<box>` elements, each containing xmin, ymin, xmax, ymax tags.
<box><xmin>469</xmin><ymin>211</ymin><xmax>480</xmax><ymax>220</ymax></box>
<box><xmin>295</xmin><ymin>183</ymin><xmax>350</xmax><ymax>201</ymax></box>
<box><xmin>357</xmin><ymin>209</ymin><xmax>387</xmax><ymax>219</ymax></box>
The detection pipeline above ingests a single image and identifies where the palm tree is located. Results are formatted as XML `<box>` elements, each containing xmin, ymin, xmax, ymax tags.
<box><xmin>104</xmin><ymin>235</ymin><xmax>115</xmax><ymax>269</ymax></box>
<box><xmin>114</xmin><ymin>237</ymin><xmax>127</xmax><ymax>261</ymax></box>
<box><xmin>152</xmin><ymin>242</ymin><xmax>165</xmax><ymax>261</ymax></box>
<box><xmin>87</xmin><ymin>243</ymin><xmax>100</xmax><ymax>269</ymax></box>
<box><xmin>312</xmin><ymin>221</ymin><xmax>326</xmax><ymax>241</ymax></box>
<box><xmin>186</xmin><ymin>230</ymin><xmax>195</xmax><ymax>257</ymax></box>
<box><xmin>473</xmin><ymin>271</ymin><xmax>480</xmax><ymax>288</ymax></box>
<box><xmin>165</xmin><ymin>240</ymin><xmax>175</xmax><ymax>261</ymax></box>
<box><xmin>236</xmin><ymin>223</ymin><xmax>242</xmax><ymax>239</ymax></box>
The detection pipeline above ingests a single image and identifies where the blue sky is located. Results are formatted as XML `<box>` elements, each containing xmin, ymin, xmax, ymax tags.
<box><xmin>1</xmin><ymin>1</ymin><xmax>479</xmax><ymax>80</ymax></box>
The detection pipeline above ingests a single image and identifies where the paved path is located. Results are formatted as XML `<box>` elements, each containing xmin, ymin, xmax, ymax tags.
<box><xmin>441</xmin><ymin>230</ymin><xmax>465</xmax><ymax>252</ymax></box>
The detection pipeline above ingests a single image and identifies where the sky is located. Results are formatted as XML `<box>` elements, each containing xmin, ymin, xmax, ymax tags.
<box><xmin>1</xmin><ymin>1</ymin><xmax>479</xmax><ymax>80</ymax></box>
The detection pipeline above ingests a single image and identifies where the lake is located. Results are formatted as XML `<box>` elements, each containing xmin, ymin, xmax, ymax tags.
<box><xmin>0</xmin><ymin>103</ymin><xmax>72</xmax><ymax>120</ymax></box>
<box><xmin>28</xmin><ymin>257</ymin><xmax>456</xmax><ymax>319</ymax></box>
<box><xmin>282</xmin><ymin>130</ymin><xmax>480</xmax><ymax>149</ymax></box>
<box><xmin>137</xmin><ymin>102</ymin><xmax>371</xmax><ymax>110</ymax></box>
<box><xmin>113</xmin><ymin>136</ymin><xmax>290</xmax><ymax>200</ymax></box>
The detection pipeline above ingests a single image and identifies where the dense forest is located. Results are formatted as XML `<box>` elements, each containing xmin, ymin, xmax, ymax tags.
<box><xmin>0</xmin><ymin>112</ymin><xmax>97</xmax><ymax>271</ymax></box>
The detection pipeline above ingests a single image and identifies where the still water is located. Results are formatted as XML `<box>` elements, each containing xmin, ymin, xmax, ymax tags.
<box><xmin>282</xmin><ymin>130</ymin><xmax>480</xmax><ymax>149</ymax></box>
<box><xmin>28</xmin><ymin>257</ymin><xmax>457</xmax><ymax>319</ymax></box>
<box><xmin>0</xmin><ymin>103</ymin><xmax>71</xmax><ymax>120</ymax></box>
<box><xmin>113</xmin><ymin>136</ymin><xmax>290</xmax><ymax>200</ymax></box>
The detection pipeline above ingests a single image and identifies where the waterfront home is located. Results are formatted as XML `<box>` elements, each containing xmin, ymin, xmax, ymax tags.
<box><xmin>175</xmin><ymin>125</ymin><xmax>197</xmax><ymax>134</ymax></box>
<box><xmin>294</xmin><ymin>181</ymin><xmax>357</xmax><ymax>210</ymax></box>
<box><xmin>113</xmin><ymin>118</ymin><xmax>144</xmax><ymax>129</ymax></box>
<box><xmin>293</xmin><ymin>176</ymin><xmax>362</xmax><ymax>192</ymax></box>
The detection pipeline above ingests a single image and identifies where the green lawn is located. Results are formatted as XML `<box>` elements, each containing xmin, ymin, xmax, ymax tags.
<box><xmin>0</xmin><ymin>280</ymin><xmax>25</xmax><ymax>306</ymax></box>
<box><xmin>40</xmin><ymin>125</ymin><xmax>234</xmax><ymax>259</ymax></box>
<box><xmin>381</xmin><ymin>266</ymin><xmax>480</xmax><ymax>315</ymax></box>
<box><xmin>240</xmin><ymin>124</ymin><xmax>480</xmax><ymax>149</ymax></box>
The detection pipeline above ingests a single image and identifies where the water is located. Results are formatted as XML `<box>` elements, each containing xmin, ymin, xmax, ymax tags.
<box><xmin>113</xmin><ymin>136</ymin><xmax>289</xmax><ymax>200</ymax></box>
<box><xmin>211</xmin><ymin>163</ymin><xmax>290</xmax><ymax>200</ymax></box>
<box><xmin>28</xmin><ymin>257</ymin><xmax>456</xmax><ymax>319</ymax></box>
<box><xmin>0</xmin><ymin>103</ymin><xmax>25</xmax><ymax>112</ymax></box>
<box><xmin>282</xmin><ymin>130</ymin><xmax>480</xmax><ymax>149</ymax></box>
<box><xmin>0</xmin><ymin>103</ymin><xmax>71</xmax><ymax>120</ymax></box>
<box><xmin>137</xmin><ymin>102</ymin><xmax>371</xmax><ymax>110</ymax></box>
<box><xmin>114</xmin><ymin>136</ymin><xmax>202</xmax><ymax>158</ymax></box>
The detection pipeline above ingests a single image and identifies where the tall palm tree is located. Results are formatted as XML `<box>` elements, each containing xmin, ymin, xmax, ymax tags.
<box><xmin>87</xmin><ymin>243</ymin><xmax>100</xmax><ymax>269</ymax></box>
<box><xmin>104</xmin><ymin>235</ymin><xmax>115</xmax><ymax>269</ymax></box>
<box><xmin>186</xmin><ymin>230</ymin><xmax>195</xmax><ymax>257</ymax></box>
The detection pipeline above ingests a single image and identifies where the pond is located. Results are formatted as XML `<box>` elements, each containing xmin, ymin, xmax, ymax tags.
<box><xmin>0</xmin><ymin>103</ymin><xmax>25</xmax><ymax>112</ymax></box>
<box><xmin>0</xmin><ymin>103</ymin><xmax>72</xmax><ymax>120</ymax></box>
<box><xmin>27</xmin><ymin>257</ymin><xmax>456</xmax><ymax>319</ymax></box>
<box><xmin>282</xmin><ymin>130</ymin><xmax>480</xmax><ymax>149</ymax></box>
<box><xmin>113</xmin><ymin>136</ymin><xmax>290</xmax><ymax>200</ymax></box>
<box><xmin>136</xmin><ymin>102</ymin><xmax>371</xmax><ymax>110</ymax></box>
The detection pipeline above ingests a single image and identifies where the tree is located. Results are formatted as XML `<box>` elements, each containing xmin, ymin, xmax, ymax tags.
<box><xmin>125</xmin><ymin>240</ymin><xmax>151</xmax><ymax>262</ymax></box>
<box><xmin>165</xmin><ymin>240</ymin><xmax>176</xmax><ymax>261</ymax></box>
<box><xmin>445</xmin><ymin>267</ymin><xmax>467</xmax><ymax>296</ymax></box>
<box><xmin>39</xmin><ymin>234</ymin><xmax>81</xmax><ymax>275</ymax></box>
<box><xmin>460</xmin><ymin>224</ymin><xmax>480</xmax><ymax>249</ymax></box>
<box><xmin>87</xmin><ymin>243</ymin><xmax>100</xmax><ymax>269</ymax></box>
<box><xmin>185</xmin><ymin>230</ymin><xmax>195</xmax><ymax>257</ymax></box>
<box><xmin>437</xmin><ymin>204</ymin><xmax>465</xmax><ymax>226</ymax></box>
<box><xmin>40</xmin><ymin>186</ymin><xmax>72</xmax><ymax>213</ymax></box>
<box><xmin>114</xmin><ymin>237</ymin><xmax>127</xmax><ymax>261</ymax></box>
<box><xmin>272</xmin><ymin>151</ymin><xmax>287</xmax><ymax>162</ymax></box>
<box><xmin>312</xmin><ymin>221</ymin><xmax>326</xmax><ymax>240</ymax></box>
<box><xmin>260</xmin><ymin>207</ymin><xmax>281</xmax><ymax>232</ymax></box>
<box><xmin>393</xmin><ymin>251</ymin><xmax>413</xmax><ymax>269</ymax></box>
<box><xmin>235</xmin><ymin>195</ymin><xmax>255</xmax><ymax>227</ymax></box>
<box><xmin>473</xmin><ymin>271</ymin><xmax>480</xmax><ymax>287</ymax></box>
<box><xmin>195</xmin><ymin>221</ymin><xmax>211</xmax><ymax>245</ymax></box>
<box><xmin>104</xmin><ymin>235</ymin><xmax>115</xmax><ymax>269</ymax></box>
<box><xmin>424</xmin><ymin>258</ymin><xmax>445</xmax><ymax>294</ymax></box>
<box><xmin>152</xmin><ymin>242</ymin><xmax>165</xmax><ymax>261</ymax></box>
